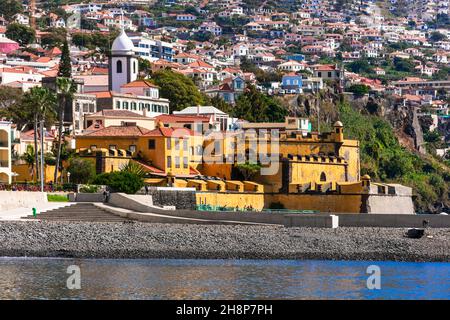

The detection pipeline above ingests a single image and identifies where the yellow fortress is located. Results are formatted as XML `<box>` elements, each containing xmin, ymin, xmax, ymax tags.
<box><xmin>75</xmin><ymin>115</ymin><xmax>414</xmax><ymax>214</ymax></box>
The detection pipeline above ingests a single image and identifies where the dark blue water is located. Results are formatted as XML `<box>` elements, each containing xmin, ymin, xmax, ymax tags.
<box><xmin>0</xmin><ymin>258</ymin><xmax>448</xmax><ymax>299</ymax></box>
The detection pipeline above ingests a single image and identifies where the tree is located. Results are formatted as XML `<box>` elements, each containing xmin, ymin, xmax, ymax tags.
<box><xmin>233</xmin><ymin>85</ymin><xmax>287</xmax><ymax>122</ymax></box>
<box><xmin>119</xmin><ymin>161</ymin><xmax>146</xmax><ymax>178</ymax></box>
<box><xmin>346</xmin><ymin>59</ymin><xmax>372</xmax><ymax>74</ymax></box>
<box><xmin>67</xmin><ymin>158</ymin><xmax>96</xmax><ymax>184</ymax></box>
<box><xmin>0</xmin><ymin>0</ymin><xmax>23</xmax><ymax>21</ymax></box>
<box><xmin>6</xmin><ymin>23</ymin><xmax>35</xmax><ymax>46</ymax></box>
<box><xmin>40</xmin><ymin>28</ymin><xmax>67</xmax><ymax>49</ymax></box>
<box><xmin>150</xmin><ymin>69</ymin><xmax>206</xmax><ymax>112</ymax></box>
<box><xmin>58</xmin><ymin>41</ymin><xmax>72</xmax><ymax>78</ymax></box>
<box><xmin>429</xmin><ymin>31</ymin><xmax>447</xmax><ymax>43</ymax></box>
<box><xmin>138</xmin><ymin>57</ymin><xmax>152</xmax><ymax>79</ymax></box>
<box><xmin>21</xmin><ymin>87</ymin><xmax>56</xmax><ymax>186</ymax></box>
<box><xmin>20</xmin><ymin>145</ymin><xmax>36</xmax><ymax>182</ymax></box>
<box><xmin>235</xmin><ymin>162</ymin><xmax>262</xmax><ymax>180</ymax></box>
<box><xmin>0</xmin><ymin>87</ymin><xmax>23</xmax><ymax>121</ymax></box>
<box><xmin>393</xmin><ymin>57</ymin><xmax>415</xmax><ymax>72</ymax></box>
<box><xmin>54</xmin><ymin>77</ymin><xmax>76</xmax><ymax>184</ymax></box>
<box><xmin>92</xmin><ymin>171</ymin><xmax>144</xmax><ymax>194</ymax></box>
<box><xmin>347</xmin><ymin>84</ymin><xmax>370</xmax><ymax>97</ymax></box>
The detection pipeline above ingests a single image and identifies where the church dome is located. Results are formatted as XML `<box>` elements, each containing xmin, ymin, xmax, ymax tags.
<box><xmin>111</xmin><ymin>30</ymin><xmax>134</xmax><ymax>54</ymax></box>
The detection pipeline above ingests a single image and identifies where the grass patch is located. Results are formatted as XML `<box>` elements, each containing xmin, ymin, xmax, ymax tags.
<box><xmin>47</xmin><ymin>194</ymin><xmax>69</xmax><ymax>202</ymax></box>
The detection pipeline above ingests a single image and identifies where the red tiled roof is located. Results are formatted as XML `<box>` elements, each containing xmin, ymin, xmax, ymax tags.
<box><xmin>89</xmin><ymin>110</ymin><xmax>151</xmax><ymax>118</ymax></box>
<box><xmin>133</xmin><ymin>160</ymin><xmax>165</xmax><ymax>174</ymax></box>
<box><xmin>144</xmin><ymin>127</ymin><xmax>194</xmax><ymax>137</ymax></box>
<box><xmin>81</xmin><ymin>125</ymin><xmax>151</xmax><ymax>137</ymax></box>
<box><xmin>154</xmin><ymin>114</ymin><xmax>211</xmax><ymax>123</ymax></box>
<box><xmin>121</xmin><ymin>80</ymin><xmax>159</xmax><ymax>88</ymax></box>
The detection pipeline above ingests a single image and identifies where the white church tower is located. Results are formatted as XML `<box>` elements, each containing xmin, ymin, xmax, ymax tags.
<box><xmin>109</xmin><ymin>29</ymin><xmax>139</xmax><ymax>92</ymax></box>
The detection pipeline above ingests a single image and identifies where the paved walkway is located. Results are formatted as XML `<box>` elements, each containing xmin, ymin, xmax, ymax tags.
<box><xmin>0</xmin><ymin>203</ymin><xmax>73</xmax><ymax>221</ymax></box>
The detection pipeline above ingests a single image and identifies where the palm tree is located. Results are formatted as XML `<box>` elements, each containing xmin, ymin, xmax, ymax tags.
<box><xmin>21</xmin><ymin>145</ymin><xmax>36</xmax><ymax>182</ymax></box>
<box><xmin>54</xmin><ymin>77</ymin><xmax>76</xmax><ymax>185</ymax></box>
<box><xmin>22</xmin><ymin>87</ymin><xmax>56</xmax><ymax>187</ymax></box>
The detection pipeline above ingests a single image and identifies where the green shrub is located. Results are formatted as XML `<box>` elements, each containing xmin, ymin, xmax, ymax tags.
<box><xmin>79</xmin><ymin>184</ymin><xmax>100</xmax><ymax>193</ymax></box>
<box><xmin>47</xmin><ymin>194</ymin><xmax>68</xmax><ymax>202</ymax></box>
<box><xmin>92</xmin><ymin>171</ymin><xmax>144</xmax><ymax>194</ymax></box>
<box><xmin>67</xmin><ymin>158</ymin><xmax>96</xmax><ymax>184</ymax></box>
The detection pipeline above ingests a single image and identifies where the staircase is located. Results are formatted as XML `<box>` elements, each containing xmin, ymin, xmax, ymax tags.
<box><xmin>24</xmin><ymin>203</ymin><xmax>131</xmax><ymax>222</ymax></box>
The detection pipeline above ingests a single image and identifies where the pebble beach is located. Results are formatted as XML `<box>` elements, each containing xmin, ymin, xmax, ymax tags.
<box><xmin>0</xmin><ymin>221</ymin><xmax>448</xmax><ymax>262</ymax></box>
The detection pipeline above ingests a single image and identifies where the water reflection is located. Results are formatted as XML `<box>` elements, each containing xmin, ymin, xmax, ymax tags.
<box><xmin>0</xmin><ymin>258</ymin><xmax>448</xmax><ymax>300</ymax></box>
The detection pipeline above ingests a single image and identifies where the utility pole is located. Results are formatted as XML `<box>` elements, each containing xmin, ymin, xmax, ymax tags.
<box><xmin>40</xmin><ymin>120</ymin><xmax>44</xmax><ymax>192</ymax></box>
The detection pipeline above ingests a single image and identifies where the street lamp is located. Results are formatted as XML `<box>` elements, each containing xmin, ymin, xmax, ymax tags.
<box><xmin>67</xmin><ymin>171</ymin><xmax>71</xmax><ymax>184</ymax></box>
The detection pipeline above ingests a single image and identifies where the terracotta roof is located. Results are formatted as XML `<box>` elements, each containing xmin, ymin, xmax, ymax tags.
<box><xmin>90</xmin><ymin>91</ymin><xmax>113</xmax><ymax>98</ymax></box>
<box><xmin>89</xmin><ymin>110</ymin><xmax>151</xmax><ymax>119</ymax></box>
<box><xmin>121</xmin><ymin>80</ymin><xmax>159</xmax><ymax>88</ymax></box>
<box><xmin>81</xmin><ymin>125</ymin><xmax>151</xmax><ymax>137</ymax></box>
<box><xmin>144</xmin><ymin>127</ymin><xmax>194</xmax><ymax>137</ymax></box>
<box><xmin>133</xmin><ymin>160</ymin><xmax>165</xmax><ymax>174</ymax></box>
<box><xmin>187</xmin><ymin>60</ymin><xmax>214</xmax><ymax>69</ymax></box>
<box><xmin>154</xmin><ymin>114</ymin><xmax>211</xmax><ymax>123</ymax></box>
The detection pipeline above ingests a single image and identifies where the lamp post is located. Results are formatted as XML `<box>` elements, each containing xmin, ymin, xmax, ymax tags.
<box><xmin>67</xmin><ymin>171</ymin><xmax>71</xmax><ymax>184</ymax></box>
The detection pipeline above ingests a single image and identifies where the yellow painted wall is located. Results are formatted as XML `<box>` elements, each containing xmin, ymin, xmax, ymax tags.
<box><xmin>265</xmin><ymin>193</ymin><xmax>363</xmax><ymax>213</ymax></box>
<box><xmin>196</xmin><ymin>192</ymin><xmax>265</xmax><ymax>210</ymax></box>
<box><xmin>12</xmin><ymin>164</ymin><xmax>59</xmax><ymax>183</ymax></box>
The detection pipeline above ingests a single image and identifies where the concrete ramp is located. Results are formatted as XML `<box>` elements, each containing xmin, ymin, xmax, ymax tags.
<box><xmin>95</xmin><ymin>203</ymin><xmax>276</xmax><ymax>226</ymax></box>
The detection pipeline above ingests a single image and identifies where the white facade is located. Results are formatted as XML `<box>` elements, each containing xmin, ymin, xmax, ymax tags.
<box><xmin>109</xmin><ymin>30</ymin><xmax>139</xmax><ymax>92</ymax></box>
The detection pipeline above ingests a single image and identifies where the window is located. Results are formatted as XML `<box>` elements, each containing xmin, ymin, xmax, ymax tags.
<box><xmin>133</xmin><ymin>61</ymin><xmax>137</xmax><ymax>74</ymax></box>
<box><xmin>166</xmin><ymin>138</ymin><xmax>171</xmax><ymax>149</ymax></box>
<box><xmin>75</xmin><ymin>120</ymin><xmax>79</xmax><ymax>129</ymax></box>
<box><xmin>123</xmin><ymin>101</ymin><xmax>129</xmax><ymax>110</ymax></box>
<box><xmin>183</xmin><ymin>139</ymin><xmax>188</xmax><ymax>151</ymax></box>
<box><xmin>129</xmin><ymin>145</ymin><xmax>136</xmax><ymax>153</ymax></box>
<box><xmin>175</xmin><ymin>156</ymin><xmax>180</xmax><ymax>168</ymax></box>
<box><xmin>75</xmin><ymin>103</ymin><xmax>80</xmax><ymax>112</ymax></box>
<box><xmin>318</xmin><ymin>72</ymin><xmax>322</xmax><ymax>77</ymax></box>
<box><xmin>183</xmin><ymin>157</ymin><xmax>188</xmax><ymax>168</ymax></box>
<box><xmin>167</xmin><ymin>156</ymin><xmax>172</xmax><ymax>167</ymax></box>
<box><xmin>320</xmin><ymin>172</ymin><xmax>326</xmax><ymax>182</ymax></box>
<box><xmin>116</xmin><ymin>101</ymin><xmax>121</xmax><ymax>109</ymax></box>
<box><xmin>116</xmin><ymin>60</ymin><xmax>122</xmax><ymax>73</ymax></box>
<box><xmin>328</xmin><ymin>72</ymin><xmax>332</xmax><ymax>78</ymax></box>
<box><xmin>83</xmin><ymin>104</ymin><xmax>88</xmax><ymax>112</ymax></box>
<box><xmin>148</xmin><ymin>139</ymin><xmax>155</xmax><ymax>149</ymax></box>
<box><xmin>175</xmin><ymin>138</ymin><xmax>180</xmax><ymax>150</ymax></box>
<box><xmin>131</xmin><ymin>102</ymin><xmax>137</xmax><ymax>110</ymax></box>
<box><xmin>89</xmin><ymin>104</ymin><xmax>95</xmax><ymax>113</ymax></box>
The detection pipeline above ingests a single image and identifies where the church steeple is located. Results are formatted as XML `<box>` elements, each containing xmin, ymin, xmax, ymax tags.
<box><xmin>109</xmin><ymin>28</ymin><xmax>138</xmax><ymax>92</ymax></box>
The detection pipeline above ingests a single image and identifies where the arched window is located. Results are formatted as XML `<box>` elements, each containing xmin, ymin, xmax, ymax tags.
<box><xmin>320</xmin><ymin>172</ymin><xmax>326</xmax><ymax>182</ymax></box>
<box><xmin>116</xmin><ymin>60</ymin><xmax>122</xmax><ymax>73</ymax></box>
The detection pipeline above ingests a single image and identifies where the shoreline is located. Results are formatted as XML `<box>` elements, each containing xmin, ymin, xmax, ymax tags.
<box><xmin>0</xmin><ymin>221</ymin><xmax>449</xmax><ymax>262</ymax></box>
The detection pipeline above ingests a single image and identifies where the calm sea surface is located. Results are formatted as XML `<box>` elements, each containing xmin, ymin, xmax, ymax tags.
<box><xmin>0</xmin><ymin>258</ymin><xmax>448</xmax><ymax>299</ymax></box>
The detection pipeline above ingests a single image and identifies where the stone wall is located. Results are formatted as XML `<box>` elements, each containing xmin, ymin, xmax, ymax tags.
<box><xmin>143</xmin><ymin>187</ymin><xmax>196</xmax><ymax>210</ymax></box>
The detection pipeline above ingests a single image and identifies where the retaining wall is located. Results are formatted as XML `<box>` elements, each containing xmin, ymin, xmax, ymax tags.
<box><xmin>68</xmin><ymin>193</ymin><xmax>104</xmax><ymax>202</ymax></box>
<box><xmin>0</xmin><ymin>191</ymin><xmax>48</xmax><ymax>210</ymax></box>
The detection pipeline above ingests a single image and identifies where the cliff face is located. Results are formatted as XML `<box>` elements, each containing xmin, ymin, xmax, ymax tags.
<box><xmin>279</xmin><ymin>92</ymin><xmax>449</xmax><ymax>214</ymax></box>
